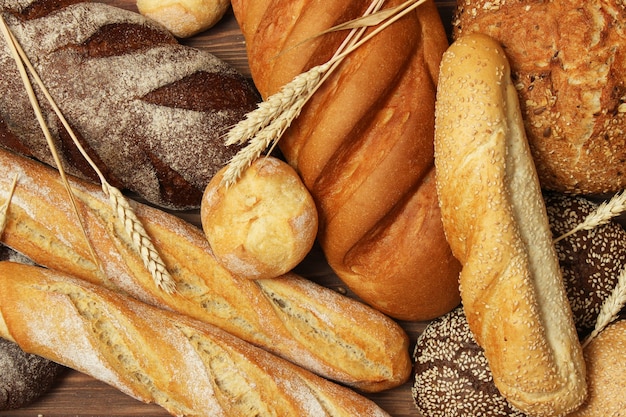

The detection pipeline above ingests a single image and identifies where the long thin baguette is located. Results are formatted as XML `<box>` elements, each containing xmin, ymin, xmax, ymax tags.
<box><xmin>0</xmin><ymin>261</ymin><xmax>391</xmax><ymax>417</ymax></box>
<box><xmin>434</xmin><ymin>33</ymin><xmax>587</xmax><ymax>416</ymax></box>
<box><xmin>0</xmin><ymin>147</ymin><xmax>411</xmax><ymax>393</ymax></box>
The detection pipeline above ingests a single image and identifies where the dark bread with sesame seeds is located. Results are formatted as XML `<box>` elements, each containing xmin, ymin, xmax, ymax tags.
<box><xmin>434</xmin><ymin>33</ymin><xmax>586</xmax><ymax>416</ymax></box>
<box><xmin>545</xmin><ymin>192</ymin><xmax>626</xmax><ymax>338</ymax></box>
<box><xmin>0</xmin><ymin>0</ymin><xmax>259</xmax><ymax>210</ymax></box>
<box><xmin>453</xmin><ymin>0</ymin><xmax>626</xmax><ymax>195</ymax></box>
<box><xmin>412</xmin><ymin>193</ymin><xmax>626</xmax><ymax>417</ymax></box>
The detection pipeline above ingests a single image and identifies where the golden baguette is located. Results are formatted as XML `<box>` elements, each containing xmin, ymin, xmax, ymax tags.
<box><xmin>434</xmin><ymin>33</ymin><xmax>586</xmax><ymax>416</ymax></box>
<box><xmin>0</xmin><ymin>261</ymin><xmax>391</xmax><ymax>417</ymax></box>
<box><xmin>0</xmin><ymin>147</ymin><xmax>411</xmax><ymax>393</ymax></box>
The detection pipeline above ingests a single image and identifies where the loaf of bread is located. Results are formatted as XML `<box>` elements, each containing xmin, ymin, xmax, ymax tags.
<box><xmin>569</xmin><ymin>319</ymin><xmax>626</xmax><ymax>417</ymax></box>
<box><xmin>0</xmin><ymin>146</ymin><xmax>411</xmax><ymax>392</ymax></box>
<box><xmin>231</xmin><ymin>0</ymin><xmax>461</xmax><ymax>321</ymax></box>
<box><xmin>452</xmin><ymin>0</ymin><xmax>626</xmax><ymax>195</ymax></box>
<box><xmin>0</xmin><ymin>0</ymin><xmax>258</xmax><ymax>210</ymax></box>
<box><xmin>0</xmin><ymin>261</ymin><xmax>392</xmax><ymax>417</ymax></box>
<box><xmin>434</xmin><ymin>34</ymin><xmax>586</xmax><ymax>416</ymax></box>
<box><xmin>0</xmin><ymin>338</ymin><xmax>64</xmax><ymax>411</ymax></box>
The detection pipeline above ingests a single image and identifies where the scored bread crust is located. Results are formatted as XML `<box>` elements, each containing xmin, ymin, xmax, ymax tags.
<box><xmin>232</xmin><ymin>0</ymin><xmax>461</xmax><ymax>321</ymax></box>
<box><xmin>0</xmin><ymin>147</ymin><xmax>411</xmax><ymax>393</ymax></box>
<box><xmin>0</xmin><ymin>262</ymin><xmax>392</xmax><ymax>417</ymax></box>
<box><xmin>0</xmin><ymin>0</ymin><xmax>258</xmax><ymax>209</ymax></box>
<box><xmin>434</xmin><ymin>33</ymin><xmax>586</xmax><ymax>416</ymax></box>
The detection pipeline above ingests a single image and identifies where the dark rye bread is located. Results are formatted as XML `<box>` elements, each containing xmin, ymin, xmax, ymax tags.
<box><xmin>0</xmin><ymin>0</ymin><xmax>259</xmax><ymax>209</ymax></box>
<box><xmin>0</xmin><ymin>338</ymin><xmax>64</xmax><ymax>410</ymax></box>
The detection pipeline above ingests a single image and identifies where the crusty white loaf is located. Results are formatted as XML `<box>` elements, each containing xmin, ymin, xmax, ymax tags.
<box><xmin>0</xmin><ymin>261</ymin><xmax>391</xmax><ymax>417</ymax></box>
<box><xmin>452</xmin><ymin>0</ymin><xmax>626</xmax><ymax>195</ymax></box>
<box><xmin>434</xmin><ymin>33</ymin><xmax>586</xmax><ymax>416</ymax></box>
<box><xmin>232</xmin><ymin>0</ymin><xmax>461</xmax><ymax>321</ymax></box>
<box><xmin>0</xmin><ymin>0</ymin><xmax>258</xmax><ymax>209</ymax></box>
<box><xmin>0</xmin><ymin>147</ymin><xmax>411</xmax><ymax>393</ymax></box>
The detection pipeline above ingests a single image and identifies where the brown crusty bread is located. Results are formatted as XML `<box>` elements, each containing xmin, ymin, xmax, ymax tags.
<box><xmin>0</xmin><ymin>146</ymin><xmax>411</xmax><ymax>393</ymax></box>
<box><xmin>0</xmin><ymin>0</ymin><xmax>259</xmax><ymax>209</ymax></box>
<box><xmin>231</xmin><ymin>0</ymin><xmax>461</xmax><ymax>321</ymax></box>
<box><xmin>452</xmin><ymin>0</ymin><xmax>626</xmax><ymax>195</ymax></box>
<box><xmin>569</xmin><ymin>320</ymin><xmax>626</xmax><ymax>417</ymax></box>
<box><xmin>0</xmin><ymin>261</ymin><xmax>392</xmax><ymax>417</ymax></box>
<box><xmin>434</xmin><ymin>33</ymin><xmax>586</xmax><ymax>416</ymax></box>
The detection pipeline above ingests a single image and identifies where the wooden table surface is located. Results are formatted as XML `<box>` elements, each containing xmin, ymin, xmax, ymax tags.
<box><xmin>0</xmin><ymin>1</ymin><xmax>456</xmax><ymax>416</ymax></box>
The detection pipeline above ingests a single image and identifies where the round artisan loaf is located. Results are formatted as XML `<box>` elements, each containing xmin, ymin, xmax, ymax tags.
<box><xmin>137</xmin><ymin>0</ymin><xmax>230</xmax><ymax>38</ymax></box>
<box><xmin>201</xmin><ymin>156</ymin><xmax>318</xmax><ymax>279</ymax></box>
<box><xmin>569</xmin><ymin>319</ymin><xmax>626</xmax><ymax>417</ymax></box>
<box><xmin>453</xmin><ymin>0</ymin><xmax>626</xmax><ymax>194</ymax></box>
<box><xmin>0</xmin><ymin>338</ymin><xmax>64</xmax><ymax>410</ymax></box>
<box><xmin>412</xmin><ymin>192</ymin><xmax>626</xmax><ymax>417</ymax></box>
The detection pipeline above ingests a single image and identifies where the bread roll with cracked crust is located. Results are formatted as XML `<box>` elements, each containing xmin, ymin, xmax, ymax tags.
<box><xmin>231</xmin><ymin>0</ymin><xmax>461</xmax><ymax>321</ymax></box>
<box><xmin>434</xmin><ymin>33</ymin><xmax>586</xmax><ymax>416</ymax></box>
<box><xmin>201</xmin><ymin>156</ymin><xmax>318</xmax><ymax>280</ymax></box>
<box><xmin>137</xmin><ymin>0</ymin><xmax>230</xmax><ymax>38</ymax></box>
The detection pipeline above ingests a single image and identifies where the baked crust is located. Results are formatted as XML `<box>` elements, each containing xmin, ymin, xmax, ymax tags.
<box><xmin>454</xmin><ymin>0</ymin><xmax>626</xmax><ymax>194</ymax></box>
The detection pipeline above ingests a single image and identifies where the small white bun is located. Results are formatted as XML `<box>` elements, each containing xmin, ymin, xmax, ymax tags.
<box><xmin>569</xmin><ymin>319</ymin><xmax>626</xmax><ymax>417</ymax></box>
<box><xmin>201</xmin><ymin>156</ymin><xmax>318</xmax><ymax>280</ymax></box>
<box><xmin>137</xmin><ymin>0</ymin><xmax>230</xmax><ymax>38</ymax></box>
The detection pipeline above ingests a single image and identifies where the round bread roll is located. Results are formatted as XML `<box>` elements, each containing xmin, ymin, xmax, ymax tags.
<box><xmin>569</xmin><ymin>319</ymin><xmax>626</xmax><ymax>417</ymax></box>
<box><xmin>413</xmin><ymin>193</ymin><xmax>626</xmax><ymax>417</ymax></box>
<box><xmin>201</xmin><ymin>156</ymin><xmax>318</xmax><ymax>280</ymax></box>
<box><xmin>545</xmin><ymin>192</ymin><xmax>626</xmax><ymax>337</ymax></box>
<box><xmin>453</xmin><ymin>0</ymin><xmax>626</xmax><ymax>194</ymax></box>
<box><xmin>0</xmin><ymin>338</ymin><xmax>64</xmax><ymax>410</ymax></box>
<box><xmin>137</xmin><ymin>0</ymin><xmax>230</xmax><ymax>38</ymax></box>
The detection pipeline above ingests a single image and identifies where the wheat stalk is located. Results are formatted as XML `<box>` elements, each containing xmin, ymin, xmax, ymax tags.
<box><xmin>554</xmin><ymin>190</ymin><xmax>626</xmax><ymax>243</ymax></box>
<box><xmin>0</xmin><ymin>15</ymin><xmax>101</xmax><ymax>269</ymax></box>
<box><xmin>583</xmin><ymin>265</ymin><xmax>626</xmax><ymax>348</ymax></box>
<box><xmin>0</xmin><ymin>16</ymin><xmax>175</xmax><ymax>293</ymax></box>
<box><xmin>221</xmin><ymin>0</ymin><xmax>427</xmax><ymax>186</ymax></box>
<box><xmin>0</xmin><ymin>175</ymin><xmax>19</xmax><ymax>235</ymax></box>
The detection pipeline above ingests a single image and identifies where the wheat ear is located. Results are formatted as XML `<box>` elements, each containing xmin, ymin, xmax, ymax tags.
<box><xmin>0</xmin><ymin>15</ymin><xmax>101</xmax><ymax>269</ymax></box>
<box><xmin>554</xmin><ymin>190</ymin><xmax>626</xmax><ymax>243</ymax></box>
<box><xmin>583</xmin><ymin>265</ymin><xmax>626</xmax><ymax>348</ymax></box>
<box><xmin>221</xmin><ymin>0</ymin><xmax>426</xmax><ymax>186</ymax></box>
<box><xmin>0</xmin><ymin>16</ymin><xmax>175</xmax><ymax>293</ymax></box>
<box><xmin>0</xmin><ymin>175</ymin><xmax>19</xmax><ymax>235</ymax></box>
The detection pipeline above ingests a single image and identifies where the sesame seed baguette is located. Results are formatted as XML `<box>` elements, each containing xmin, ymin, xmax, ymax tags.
<box><xmin>434</xmin><ymin>33</ymin><xmax>586</xmax><ymax>416</ymax></box>
<box><xmin>0</xmin><ymin>147</ymin><xmax>411</xmax><ymax>393</ymax></box>
<box><xmin>0</xmin><ymin>261</ymin><xmax>391</xmax><ymax>417</ymax></box>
